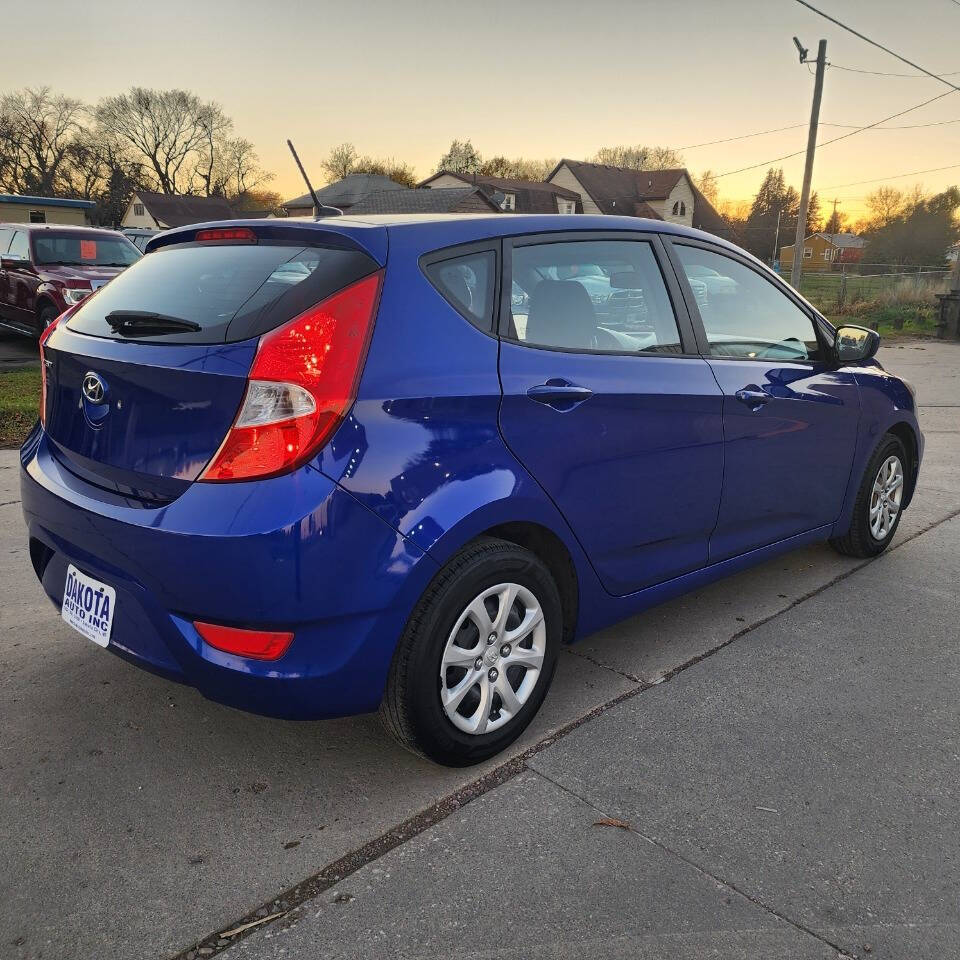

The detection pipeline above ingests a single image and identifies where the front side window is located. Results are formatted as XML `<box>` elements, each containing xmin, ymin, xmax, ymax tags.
<box><xmin>424</xmin><ymin>250</ymin><xmax>495</xmax><ymax>331</ymax></box>
<box><xmin>674</xmin><ymin>244</ymin><xmax>821</xmax><ymax>361</ymax></box>
<box><xmin>508</xmin><ymin>239</ymin><xmax>682</xmax><ymax>354</ymax></box>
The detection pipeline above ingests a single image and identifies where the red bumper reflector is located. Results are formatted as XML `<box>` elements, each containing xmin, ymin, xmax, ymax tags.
<box><xmin>194</xmin><ymin>621</ymin><xmax>294</xmax><ymax>660</ymax></box>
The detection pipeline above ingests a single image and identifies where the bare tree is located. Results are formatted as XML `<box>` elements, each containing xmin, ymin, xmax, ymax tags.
<box><xmin>592</xmin><ymin>144</ymin><xmax>685</xmax><ymax>171</ymax></box>
<box><xmin>96</xmin><ymin>88</ymin><xmax>213</xmax><ymax>194</ymax></box>
<box><xmin>321</xmin><ymin>143</ymin><xmax>359</xmax><ymax>181</ymax></box>
<box><xmin>694</xmin><ymin>169</ymin><xmax>719</xmax><ymax>206</ymax></box>
<box><xmin>0</xmin><ymin>87</ymin><xmax>85</xmax><ymax>195</ymax></box>
<box><xmin>351</xmin><ymin>155</ymin><xmax>417</xmax><ymax>187</ymax></box>
<box><xmin>478</xmin><ymin>156</ymin><xmax>557</xmax><ymax>180</ymax></box>
<box><xmin>435</xmin><ymin>139</ymin><xmax>482</xmax><ymax>175</ymax></box>
<box><xmin>221</xmin><ymin>137</ymin><xmax>274</xmax><ymax>198</ymax></box>
<box><xmin>195</xmin><ymin>103</ymin><xmax>233</xmax><ymax>197</ymax></box>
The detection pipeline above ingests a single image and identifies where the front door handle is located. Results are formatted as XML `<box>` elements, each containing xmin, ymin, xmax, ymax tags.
<box><xmin>735</xmin><ymin>386</ymin><xmax>771</xmax><ymax>409</ymax></box>
<box><xmin>527</xmin><ymin>380</ymin><xmax>593</xmax><ymax>410</ymax></box>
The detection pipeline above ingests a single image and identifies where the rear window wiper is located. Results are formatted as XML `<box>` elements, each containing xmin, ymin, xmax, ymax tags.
<box><xmin>105</xmin><ymin>310</ymin><xmax>202</xmax><ymax>335</ymax></box>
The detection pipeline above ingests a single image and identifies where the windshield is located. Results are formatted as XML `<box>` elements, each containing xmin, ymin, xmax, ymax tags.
<box><xmin>33</xmin><ymin>232</ymin><xmax>141</xmax><ymax>267</ymax></box>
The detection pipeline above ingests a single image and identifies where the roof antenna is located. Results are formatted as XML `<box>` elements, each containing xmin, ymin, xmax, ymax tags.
<box><xmin>286</xmin><ymin>139</ymin><xmax>341</xmax><ymax>218</ymax></box>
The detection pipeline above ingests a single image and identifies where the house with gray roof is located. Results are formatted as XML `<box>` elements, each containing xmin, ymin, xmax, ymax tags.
<box><xmin>121</xmin><ymin>191</ymin><xmax>236</xmax><ymax>230</ymax></box>
<box><xmin>282</xmin><ymin>174</ymin><xmax>407</xmax><ymax>217</ymax></box>
<box><xmin>545</xmin><ymin>159</ymin><xmax>730</xmax><ymax>237</ymax></box>
<box><xmin>349</xmin><ymin>187</ymin><xmax>500</xmax><ymax>216</ymax></box>
<box><xmin>419</xmin><ymin>172</ymin><xmax>581</xmax><ymax>214</ymax></box>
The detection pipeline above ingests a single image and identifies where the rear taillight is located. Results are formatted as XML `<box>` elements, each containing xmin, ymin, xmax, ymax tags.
<box><xmin>194</xmin><ymin>621</ymin><xmax>294</xmax><ymax>660</ymax></box>
<box><xmin>38</xmin><ymin>309</ymin><xmax>70</xmax><ymax>428</ymax></box>
<box><xmin>200</xmin><ymin>270</ymin><xmax>384</xmax><ymax>482</ymax></box>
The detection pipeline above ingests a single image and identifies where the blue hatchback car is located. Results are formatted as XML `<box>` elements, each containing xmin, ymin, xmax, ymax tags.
<box><xmin>20</xmin><ymin>214</ymin><xmax>922</xmax><ymax>765</ymax></box>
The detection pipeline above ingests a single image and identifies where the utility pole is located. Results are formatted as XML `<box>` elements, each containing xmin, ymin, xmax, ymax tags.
<box><xmin>790</xmin><ymin>37</ymin><xmax>827</xmax><ymax>289</ymax></box>
<box><xmin>828</xmin><ymin>197</ymin><xmax>840</xmax><ymax>232</ymax></box>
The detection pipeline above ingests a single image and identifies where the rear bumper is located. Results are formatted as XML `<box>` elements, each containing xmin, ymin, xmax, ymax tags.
<box><xmin>20</xmin><ymin>431</ymin><xmax>436</xmax><ymax>719</ymax></box>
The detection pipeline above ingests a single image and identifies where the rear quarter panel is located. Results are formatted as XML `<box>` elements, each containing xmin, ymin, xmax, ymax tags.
<box><xmin>317</xmin><ymin>225</ymin><xmax>604</xmax><ymax>634</ymax></box>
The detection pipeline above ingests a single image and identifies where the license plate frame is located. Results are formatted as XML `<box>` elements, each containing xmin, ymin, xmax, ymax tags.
<box><xmin>61</xmin><ymin>564</ymin><xmax>115</xmax><ymax>648</ymax></box>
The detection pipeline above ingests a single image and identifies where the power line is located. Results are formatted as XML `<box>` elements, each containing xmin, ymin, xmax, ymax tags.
<box><xmin>679</xmin><ymin>124</ymin><xmax>805</xmax><ymax>149</ymax></box>
<box><xmin>795</xmin><ymin>1</ymin><xmax>960</xmax><ymax>93</ymax></box>
<box><xmin>714</xmin><ymin>88</ymin><xmax>956</xmax><ymax>178</ymax></box>
<box><xmin>821</xmin><ymin>162</ymin><xmax>960</xmax><ymax>190</ymax></box>
<box><xmin>681</xmin><ymin>114</ymin><xmax>960</xmax><ymax>151</ymax></box>
<box><xmin>824</xmin><ymin>116</ymin><xmax>960</xmax><ymax>130</ymax></box>
<box><xmin>828</xmin><ymin>62</ymin><xmax>960</xmax><ymax>78</ymax></box>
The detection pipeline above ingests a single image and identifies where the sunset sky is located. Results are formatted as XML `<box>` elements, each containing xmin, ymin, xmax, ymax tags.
<box><xmin>4</xmin><ymin>0</ymin><xmax>959</xmax><ymax>220</ymax></box>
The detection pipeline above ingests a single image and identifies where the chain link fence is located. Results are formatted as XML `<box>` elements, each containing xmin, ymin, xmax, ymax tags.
<box><xmin>788</xmin><ymin>264</ymin><xmax>953</xmax><ymax>312</ymax></box>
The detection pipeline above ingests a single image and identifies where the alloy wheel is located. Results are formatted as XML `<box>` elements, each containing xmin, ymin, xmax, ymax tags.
<box><xmin>439</xmin><ymin>582</ymin><xmax>546</xmax><ymax>735</ymax></box>
<box><xmin>869</xmin><ymin>454</ymin><xmax>904</xmax><ymax>541</ymax></box>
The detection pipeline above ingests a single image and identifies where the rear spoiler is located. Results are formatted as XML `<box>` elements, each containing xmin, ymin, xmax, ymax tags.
<box><xmin>145</xmin><ymin>220</ymin><xmax>387</xmax><ymax>266</ymax></box>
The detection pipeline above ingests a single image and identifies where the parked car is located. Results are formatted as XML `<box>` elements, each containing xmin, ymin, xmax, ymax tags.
<box><xmin>683</xmin><ymin>262</ymin><xmax>738</xmax><ymax>297</ymax></box>
<box><xmin>121</xmin><ymin>227</ymin><xmax>161</xmax><ymax>253</ymax></box>
<box><xmin>0</xmin><ymin>224</ymin><xmax>141</xmax><ymax>337</ymax></box>
<box><xmin>20</xmin><ymin>215</ymin><xmax>922</xmax><ymax>766</ymax></box>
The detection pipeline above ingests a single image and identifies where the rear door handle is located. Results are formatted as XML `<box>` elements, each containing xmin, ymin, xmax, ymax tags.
<box><xmin>735</xmin><ymin>386</ymin><xmax>771</xmax><ymax>408</ymax></box>
<box><xmin>527</xmin><ymin>380</ymin><xmax>593</xmax><ymax>410</ymax></box>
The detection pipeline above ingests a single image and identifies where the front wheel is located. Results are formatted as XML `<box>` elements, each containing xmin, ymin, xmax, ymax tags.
<box><xmin>830</xmin><ymin>434</ymin><xmax>908</xmax><ymax>558</ymax></box>
<box><xmin>379</xmin><ymin>538</ymin><xmax>562</xmax><ymax>766</ymax></box>
<box><xmin>36</xmin><ymin>303</ymin><xmax>59</xmax><ymax>338</ymax></box>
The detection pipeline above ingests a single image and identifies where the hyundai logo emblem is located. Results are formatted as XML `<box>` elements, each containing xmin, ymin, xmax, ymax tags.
<box><xmin>82</xmin><ymin>372</ymin><xmax>107</xmax><ymax>405</ymax></box>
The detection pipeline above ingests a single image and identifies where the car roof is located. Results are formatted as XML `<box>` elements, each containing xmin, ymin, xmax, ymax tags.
<box><xmin>0</xmin><ymin>222</ymin><xmax>125</xmax><ymax>236</ymax></box>
<box><xmin>153</xmin><ymin>213</ymin><xmax>753</xmax><ymax>271</ymax></box>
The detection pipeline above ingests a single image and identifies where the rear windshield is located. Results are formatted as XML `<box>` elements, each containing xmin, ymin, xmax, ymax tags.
<box><xmin>66</xmin><ymin>242</ymin><xmax>378</xmax><ymax>343</ymax></box>
<box><xmin>33</xmin><ymin>232</ymin><xmax>141</xmax><ymax>267</ymax></box>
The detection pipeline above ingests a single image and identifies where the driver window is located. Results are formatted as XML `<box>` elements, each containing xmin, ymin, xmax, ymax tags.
<box><xmin>675</xmin><ymin>245</ymin><xmax>821</xmax><ymax>361</ymax></box>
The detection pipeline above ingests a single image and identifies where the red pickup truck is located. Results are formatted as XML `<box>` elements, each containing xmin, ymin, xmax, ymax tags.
<box><xmin>0</xmin><ymin>223</ymin><xmax>140</xmax><ymax>337</ymax></box>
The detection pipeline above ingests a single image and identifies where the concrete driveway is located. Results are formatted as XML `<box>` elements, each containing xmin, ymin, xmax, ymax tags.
<box><xmin>2</xmin><ymin>341</ymin><xmax>958</xmax><ymax>960</ymax></box>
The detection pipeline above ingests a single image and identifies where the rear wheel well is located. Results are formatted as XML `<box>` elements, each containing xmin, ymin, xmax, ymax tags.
<box><xmin>887</xmin><ymin>422</ymin><xmax>919</xmax><ymax>506</ymax></box>
<box><xmin>482</xmin><ymin>522</ymin><xmax>578</xmax><ymax>643</ymax></box>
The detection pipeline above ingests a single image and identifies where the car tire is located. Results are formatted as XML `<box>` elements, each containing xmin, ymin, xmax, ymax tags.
<box><xmin>36</xmin><ymin>303</ymin><xmax>59</xmax><ymax>338</ymax></box>
<box><xmin>830</xmin><ymin>434</ymin><xmax>908</xmax><ymax>558</ymax></box>
<box><xmin>379</xmin><ymin>537</ymin><xmax>562</xmax><ymax>766</ymax></box>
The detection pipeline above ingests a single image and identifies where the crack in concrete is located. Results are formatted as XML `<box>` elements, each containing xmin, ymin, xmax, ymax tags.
<box><xmin>168</xmin><ymin>507</ymin><xmax>960</xmax><ymax>959</ymax></box>
<box><xmin>532</xmin><ymin>765</ymin><xmax>857</xmax><ymax>960</ymax></box>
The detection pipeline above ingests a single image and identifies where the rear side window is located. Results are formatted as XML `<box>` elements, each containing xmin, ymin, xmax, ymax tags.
<box><xmin>67</xmin><ymin>243</ymin><xmax>379</xmax><ymax>344</ymax></box>
<box><xmin>507</xmin><ymin>239</ymin><xmax>682</xmax><ymax>354</ymax></box>
<box><xmin>424</xmin><ymin>251</ymin><xmax>495</xmax><ymax>331</ymax></box>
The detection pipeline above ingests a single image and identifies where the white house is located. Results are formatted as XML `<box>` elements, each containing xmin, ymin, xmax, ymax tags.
<box><xmin>545</xmin><ymin>160</ymin><xmax>728</xmax><ymax>235</ymax></box>
<box><xmin>121</xmin><ymin>191</ymin><xmax>236</xmax><ymax>230</ymax></box>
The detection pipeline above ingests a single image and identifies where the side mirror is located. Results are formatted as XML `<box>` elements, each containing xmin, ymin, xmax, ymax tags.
<box><xmin>834</xmin><ymin>324</ymin><xmax>880</xmax><ymax>364</ymax></box>
<box><xmin>0</xmin><ymin>255</ymin><xmax>30</xmax><ymax>270</ymax></box>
